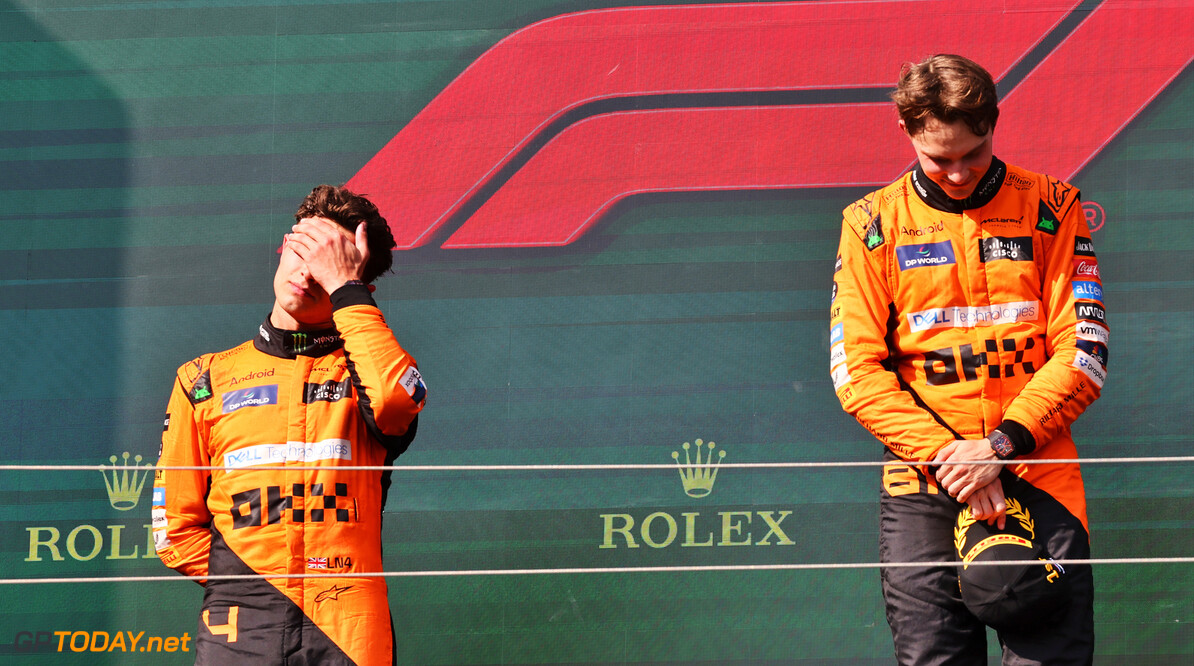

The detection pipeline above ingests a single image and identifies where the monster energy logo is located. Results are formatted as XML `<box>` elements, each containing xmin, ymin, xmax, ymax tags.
<box><xmin>286</xmin><ymin>331</ymin><xmax>340</xmax><ymax>354</ymax></box>
<box><xmin>864</xmin><ymin>218</ymin><xmax>884</xmax><ymax>250</ymax></box>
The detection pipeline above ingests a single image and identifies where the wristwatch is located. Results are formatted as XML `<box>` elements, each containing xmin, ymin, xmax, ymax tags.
<box><xmin>988</xmin><ymin>429</ymin><xmax>1016</xmax><ymax>460</ymax></box>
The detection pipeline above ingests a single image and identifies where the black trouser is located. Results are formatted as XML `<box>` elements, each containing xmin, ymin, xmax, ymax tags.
<box><xmin>879</xmin><ymin>471</ymin><xmax>1094</xmax><ymax>665</ymax></box>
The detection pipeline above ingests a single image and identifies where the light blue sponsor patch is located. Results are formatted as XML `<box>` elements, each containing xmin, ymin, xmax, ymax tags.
<box><xmin>152</xmin><ymin>487</ymin><xmax>165</xmax><ymax>506</ymax></box>
<box><xmin>830</xmin><ymin>323</ymin><xmax>844</xmax><ymax>346</ymax></box>
<box><xmin>896</xmin><ymin>241</ymin><xmax>956</xmax><ymax>271</ymax></box>
<box><xmin>222</xmin><ymin>385</ymin><xmax>279</xmax><ymax>413</ymax></box>
<box><xmin>1073</xmin><ymin>280</ymin><xmax>1103</xmax><ymax>302</ymax></box>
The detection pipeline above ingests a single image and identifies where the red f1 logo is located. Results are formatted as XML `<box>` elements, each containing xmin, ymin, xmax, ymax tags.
<box><xmin>347</xmin><ymin>0</ymin><xmax>1193</xmax><ymax>249</ymax></box>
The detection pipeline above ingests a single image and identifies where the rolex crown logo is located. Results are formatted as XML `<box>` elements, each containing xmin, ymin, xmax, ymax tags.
<box><xmin>671</xmin><ymin>439</ymin><xmax>725</xmax><ymax>498</ymax></box>
<box><xmin>99</xmin><ymin>452</ymin><xmax>152</xmax><ymax>511</ymax></box>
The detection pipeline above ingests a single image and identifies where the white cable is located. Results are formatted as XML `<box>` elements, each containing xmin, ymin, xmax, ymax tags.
<box><xmin>4</xmin><ymin>456</ymin><xmax>1194</xmax><ymax>473</ymax></box>
<box><xmin>3</xmin><ymin>458</ymin><xmax>1189</xmax><ymax>587</ymax></box>
<box><xmin>4</xmin><ymin>558</ymin><xmax>1193</xmax><ymax>586</ymax></box>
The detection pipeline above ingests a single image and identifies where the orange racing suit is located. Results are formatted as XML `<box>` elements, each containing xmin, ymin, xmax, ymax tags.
<box><xmin>831</xmin><ymin>157</ymin><xmax>1106</xmax><ymax>527</ymax></box>
<box><xmin>831</xmin><ymin>158</ymin><xmax>1107</xmax><ymax>663</ymax></box>
<box><xmin>153</xmin><ymin>283</ymin><xmax>425</xmax><ymax>665</ymax></box>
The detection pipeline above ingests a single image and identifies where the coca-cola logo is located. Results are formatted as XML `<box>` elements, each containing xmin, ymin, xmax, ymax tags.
<box><xmin>1073</xmin><ymin>259</ymin><xmax>1100</xmax><ymax>279</ymax></box>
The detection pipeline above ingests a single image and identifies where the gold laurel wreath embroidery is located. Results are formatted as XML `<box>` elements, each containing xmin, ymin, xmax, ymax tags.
<box><xmin>954</xmin><ymin>498</ymin><xmax>1036</xmax><ymax>557</ymax></box>
<box><xmin>954</xmin><ymin>507</ymin><xmax>976</xmax><ymax>555</ymax></box>
<box><xmin>1005</xmin><ymin>498</ymin><xmax>1035</xmax><ymax>541</ymax></box>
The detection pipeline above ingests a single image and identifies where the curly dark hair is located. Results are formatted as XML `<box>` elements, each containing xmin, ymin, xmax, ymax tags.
<box><xmin>294</xmin><ymin>185</ymin><xmax>396</xmax><ymax>284</ymax></box>
<box><xmin>892</xmin><ymin>54</ymin><xmax>1000</xmax><ymax>138</ymax></box>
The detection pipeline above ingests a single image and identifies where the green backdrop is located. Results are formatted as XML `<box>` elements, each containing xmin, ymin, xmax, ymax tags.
<box><xmin>1</xmin><ymin>0</ymin><xmax>1191</xmax><ymax>663</ymax></box>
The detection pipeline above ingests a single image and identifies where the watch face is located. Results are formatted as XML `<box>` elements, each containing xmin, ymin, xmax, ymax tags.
<box><xmin>990</xmin><ymin>433</ymin><xmax>1015</xmax><ymax>459</ymax></box>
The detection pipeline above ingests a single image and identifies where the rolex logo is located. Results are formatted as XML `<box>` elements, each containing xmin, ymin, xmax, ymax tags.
<box><xmin>671</xmin><ymin>439</ymin><xmax>725</xmax><ymax>498</ymax></box>
<box><xmin>99</xmin><ymin>452</ymin><xmax>151</xmax><ymax>511</ymax></box>
<box><xmin>599</xmin><ymin>439</ymin><xmax>795</xmax><ymax>550</ymax></box>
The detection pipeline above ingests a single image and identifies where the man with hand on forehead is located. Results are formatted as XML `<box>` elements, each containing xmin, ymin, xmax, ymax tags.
<box><xmin>153</xmin><ymin>185</ymin><xmax>425</xmax><ymax>665</ymax></box>
<box><xmin>830</xmin><ymin>55</ymin><xmax>1107</xmax><ymax>664</ymax></box>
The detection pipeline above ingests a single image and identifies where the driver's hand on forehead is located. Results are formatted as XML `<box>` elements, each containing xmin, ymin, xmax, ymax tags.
<box><xmin>281</xmin><ymin>216</ymin><xmax>371</xmax><ymax>293</ymax></box>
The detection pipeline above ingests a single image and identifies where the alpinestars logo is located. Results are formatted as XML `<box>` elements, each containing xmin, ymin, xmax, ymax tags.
<box><xmin>316</xmin><ymin>584</ymin><xmax>353</xmax><ymax>602</ymax></box>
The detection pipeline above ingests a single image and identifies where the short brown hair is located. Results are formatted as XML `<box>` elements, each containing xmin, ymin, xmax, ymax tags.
<box><xmin>893</xmin><ymin>54</ymin><xmax>999</xmax><ymax>137</ymax></box>
<box><xmin>294</xmin><ymin>185</ymin><xmax>396</xmax><ymax>284</ymax></box>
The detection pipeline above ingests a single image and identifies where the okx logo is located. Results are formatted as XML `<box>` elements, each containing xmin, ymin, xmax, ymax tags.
<box><xmin>348</xmin><ymin>1</ymin><xmax>1191</xmax><ymax>250</ymax></box>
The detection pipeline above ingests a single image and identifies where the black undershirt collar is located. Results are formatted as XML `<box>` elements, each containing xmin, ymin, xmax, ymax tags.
<box><xmin>911</xmin><ymin>157</ymin><xmax>1006</xmax><ymax>213</ymax></box>
<box><xmin>254</xmin><ymin>316</ymin><xmax>343</xmax><ymax>359</ymax></box>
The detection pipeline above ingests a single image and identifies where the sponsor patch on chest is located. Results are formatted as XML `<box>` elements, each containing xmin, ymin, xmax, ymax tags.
<box><xmin>896</xmin><ymin>241</ymin><xmax>956</xmax><ymax>271</ymax></box>
<box><xmin>980</xmin><ymin>236</ymin><xmax>1033</xmax><ymax>263</ymax></box>
<box><xmin>221</xmin><ymin>385</ymin><xmax>278</xmax><ymax>413</ymax></box>
<box><xmin>907</xmin><ymin>301</ymin><xmax>1040</xmax><ymax>332</ymax></box>
<box><xmin>222</xmin><ymin>439</ymin><xmax>353</xmax><ymax>469</ymax></box>
<box><xmin>304</xmin><ymin>378</ymin><xmax>352</xmax><ymax>404</ymax></box>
